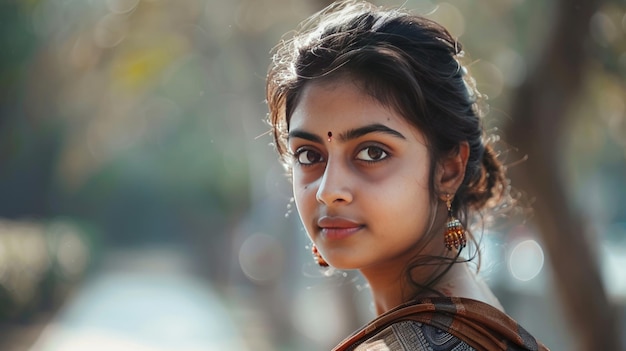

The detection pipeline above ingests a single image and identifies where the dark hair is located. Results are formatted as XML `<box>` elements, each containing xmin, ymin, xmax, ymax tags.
<box><xmin>266</xmin><ymin>0</ymin><xmax>509</xmax><ymax>295</ymax></box>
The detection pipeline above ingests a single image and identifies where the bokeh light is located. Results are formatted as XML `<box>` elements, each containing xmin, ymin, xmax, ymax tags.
<box><xmin>590</xmin><ymin>11</ymin><xmax>619</xmax><ymax>47</ymax></box>
<box><xmin>427</xmin><ymin>2</ymin><xmax>465</xmax><ymax>37</ymax></box>
<box><xmin>238</xmin><ymin>233</ymin><xmax>285</xmax><ymax>283</ymax></box>
<box><xmin>508</xmin><ymin>239</ymin><xmax>545</xmax><ymax>282</ymax></box>
<box><xmin>492</xmin><ymin>48</ymin><xmax>527</xmax><ymax>88</ymax></box>
<box><xmin>291</xmin><ymin>287</ymin><xmax>348</xmax><ymax>346</ymax></box>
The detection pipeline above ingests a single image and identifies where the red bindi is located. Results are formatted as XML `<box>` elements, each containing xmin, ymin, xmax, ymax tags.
<box><xmin>327</xmin><ymin>131</ymin><xmax>333</xmax><ymax>142</ymax></box>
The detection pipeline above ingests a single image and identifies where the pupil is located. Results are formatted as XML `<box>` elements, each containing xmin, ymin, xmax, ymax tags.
<box><xmin>307</xmin><ymin>151</ymin><xmax>318</xmax><ymax>163</ymax></box>
<box><xmin>368</xmin><ymin>148</ymin><xmax>382</xmax><ymax>159</ymax></box>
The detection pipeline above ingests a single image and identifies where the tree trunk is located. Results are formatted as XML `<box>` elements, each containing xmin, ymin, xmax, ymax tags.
<box><xmin>504</xmin><ymin>0</ymin><xmax>622</xmax><ymax>350</ymax></box>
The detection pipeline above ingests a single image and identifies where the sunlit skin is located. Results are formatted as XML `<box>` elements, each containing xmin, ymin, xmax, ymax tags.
<box><xmin>288</xmin><ymin>79</ymin><xmax>503</xmax><ymax>314</ymax></box>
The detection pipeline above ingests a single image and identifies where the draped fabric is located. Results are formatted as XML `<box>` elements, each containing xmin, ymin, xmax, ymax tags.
<box><xmin>332</xmin><ymin>297</ymin><xmax>550</xmax><ymax>351</ymax></box>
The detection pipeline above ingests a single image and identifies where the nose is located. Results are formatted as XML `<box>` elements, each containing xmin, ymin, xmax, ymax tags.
<box><xmin>315</xmin><ymin>158</ymin><xmax>354</xmax><ymax>205</ymax></box>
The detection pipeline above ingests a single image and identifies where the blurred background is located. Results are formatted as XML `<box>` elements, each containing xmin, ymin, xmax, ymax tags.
<box><xmin>0</xmin><ymin>0</ymin><xmax>624</xmax><ymax>350</ymax></box>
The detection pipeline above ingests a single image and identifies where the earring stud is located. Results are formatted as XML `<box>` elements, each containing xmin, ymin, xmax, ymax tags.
<box><xmin>311</xmin><ymin>244</ymin><xmax>329</xmax><ymax>267</ymax></box>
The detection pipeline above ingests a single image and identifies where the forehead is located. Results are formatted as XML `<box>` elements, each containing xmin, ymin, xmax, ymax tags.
<box><xmin>289</xmin><ymin>78</ymin><xmax>420</xmax><ymax>139</ymax></box>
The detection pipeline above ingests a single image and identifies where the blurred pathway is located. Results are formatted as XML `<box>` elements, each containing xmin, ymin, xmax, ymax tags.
<box><xmin>28</xmin><ymin>247</ymin><xmax>261</xmax><ymax>351</ymax></box>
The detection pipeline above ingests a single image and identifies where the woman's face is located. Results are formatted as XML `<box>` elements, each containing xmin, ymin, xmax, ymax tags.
<box><xmin>288</xmin><ymin>79</ymin><xmax>437</xmax><ymax>271</ymax></box>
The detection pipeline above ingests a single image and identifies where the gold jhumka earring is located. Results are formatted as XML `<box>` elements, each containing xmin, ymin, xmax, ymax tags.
<box><xmin>311</xmin><ymin>244</ymin><xmax>329</xmax><ymax>267</ymax></box>
<box><xmin>444</xmin><ymin>194</ymin><xmax>467</xmax><ymax>250</ymax></box>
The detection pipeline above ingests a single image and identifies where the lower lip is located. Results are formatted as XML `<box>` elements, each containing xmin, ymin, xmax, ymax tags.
<box><xmin>320</xmin><ymin>226</ymin><xmax>363</xmax><ymax>240</ymax></box>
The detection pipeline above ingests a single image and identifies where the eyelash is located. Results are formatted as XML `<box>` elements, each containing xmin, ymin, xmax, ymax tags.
<box><xmin>355</xmin><ymin>145</ymin><xmax>389</xmax><ymax>164</ymax></box>
<box><xmin>292</xmin><ymin>145</ymin><xmax>390</xmax><ymax>167</ymax></box>
<box><xmin>293</xmin><ymin>148</ymin><xmax>324</xmax><ymax>167</ymax></box>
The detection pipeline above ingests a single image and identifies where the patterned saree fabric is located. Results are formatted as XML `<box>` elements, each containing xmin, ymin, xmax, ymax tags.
<box><xmin>332</xmin><ymin>297</ymin><xmax>549</xmax><ymax>351</ymax></box>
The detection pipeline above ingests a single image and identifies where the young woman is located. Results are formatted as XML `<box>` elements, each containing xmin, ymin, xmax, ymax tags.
<box><xmin>266</xmin><ymin>1</ymin><xmax>549</xmax><ymax>350</ymax></box>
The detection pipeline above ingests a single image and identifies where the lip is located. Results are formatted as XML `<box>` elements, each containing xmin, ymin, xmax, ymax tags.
<box><xmin>317</xmin><ymin>216</ymin><xmax>363</xmax><ymax>240</ymax></box>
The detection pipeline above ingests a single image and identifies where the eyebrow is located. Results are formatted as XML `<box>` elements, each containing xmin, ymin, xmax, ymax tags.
<box><xmin>340</xmin><ymin>123</ymin><xmax>406</xmax><ymax>141</ymax></box>
<box><xmin>287</xmin><ymin>123</ymin><xmax>406</xmax><ymax>144</ymax></box>
<box><xmin>288</xmin><ymin>130</ymin><xmax>324</xmax><ymax>144</ymax></box>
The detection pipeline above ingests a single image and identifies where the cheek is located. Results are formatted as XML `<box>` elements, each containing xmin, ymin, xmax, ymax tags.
<box><xmin>292</xmin><ymin>179</ymin><xmax>315</xmax><ymax>218</ymax></box>
<box><xmin>376</xmin><ymin>173</ymin><xmax>431</xmax><ymax>218</ymax></box>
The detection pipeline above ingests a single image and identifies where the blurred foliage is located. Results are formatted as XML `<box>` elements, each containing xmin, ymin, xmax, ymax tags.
<box><xmin>1</xmin><ymin>0</ymin><xmax>253</xmax><ymax>242</ymax></box>
<box><xmin>0</xmin><ymin>219</ymin><xmax>96</xmax><ymax>321</ymax></box>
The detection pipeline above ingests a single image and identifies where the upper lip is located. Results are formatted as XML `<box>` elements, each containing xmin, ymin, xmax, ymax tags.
<box><xmin>317</xmin><ymin>216</ymin><xmax>362</xmax><ymax>229</ymax></box>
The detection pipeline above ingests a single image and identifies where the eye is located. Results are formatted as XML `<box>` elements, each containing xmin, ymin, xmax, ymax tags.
<box><xmin>355</xmin><ymin>146</ymin><xmax>388</xmax><ymax>162</ymax></box>
<box><xmin>295</xmin><ymin>149</ymin><xmax>325</xmax><ymax>165</ymax></box>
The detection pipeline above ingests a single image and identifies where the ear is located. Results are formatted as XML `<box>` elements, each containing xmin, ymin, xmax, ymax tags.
<box><xmin>435</xmin><ymin>141</ymin><xmax>469</xmax><ymax>196</ymax></box>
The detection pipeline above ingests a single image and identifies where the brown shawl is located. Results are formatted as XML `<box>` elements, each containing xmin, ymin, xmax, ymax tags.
<box><xmin>332</xmin><ymin>297</ymin><xmax>549</xmax><ymax>351</ymax></box>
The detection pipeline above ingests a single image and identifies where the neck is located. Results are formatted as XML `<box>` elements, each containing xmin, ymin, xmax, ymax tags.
<box><xmin>362</xmin><ymin>264</ymin><xmax>409</xmax><ymax>315</ymax></box>
<box><xmin>364</xmin><ymin>260</ymin><xmax>505</xmax><ymax>315</ymax></box>
<box><xmin>362</xmin><ymin>253</ymin><xmax>458</xmax><ymax>315</ymax></box>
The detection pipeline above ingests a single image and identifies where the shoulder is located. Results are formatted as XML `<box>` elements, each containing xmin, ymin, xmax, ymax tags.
<box><xmin>354</xmin><ymin>320</ymin><xmax>476</xmax><ymax>351</ymax></box>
